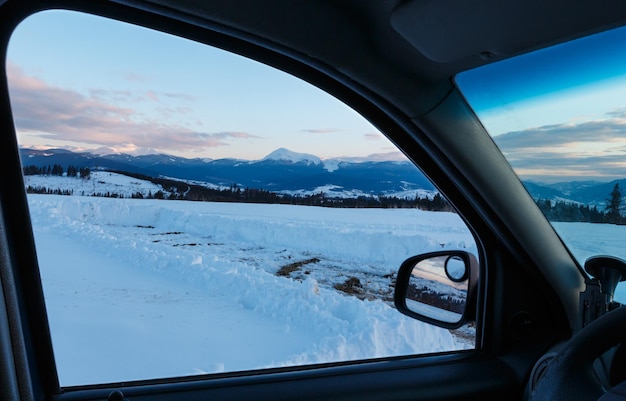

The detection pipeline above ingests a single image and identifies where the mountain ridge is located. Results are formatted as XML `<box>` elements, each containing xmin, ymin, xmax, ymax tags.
<box><xmin>20</xmin><ymin>147</ymin><xmax>625</xmax><ymax>208</ymax></box>
<box><xmin>19</xmin><ymin>147</ymin><xmax>435</xmax><ymax>198</ymax></box>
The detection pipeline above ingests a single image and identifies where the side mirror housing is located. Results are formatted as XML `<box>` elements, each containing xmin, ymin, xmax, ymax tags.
<box><xmin>394</xmin><ymin>250</ymin><xmax>478</xmax><ymax>329</ymax></box>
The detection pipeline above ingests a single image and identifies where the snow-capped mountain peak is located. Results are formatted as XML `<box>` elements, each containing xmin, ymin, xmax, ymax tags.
<box><xmin>90</xmin><ymin>144</ymin><xmax>161</xmax><ymax>156</ymax></box>
<box><xmin>262</xmin><ymin>148</ymin><xmax>322</xmax><ymax>165</ymax></box>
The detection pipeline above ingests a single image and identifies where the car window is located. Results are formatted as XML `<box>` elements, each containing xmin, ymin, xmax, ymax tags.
<box><xmin>7</xmin><ymin>10</ymin><xmax>478</xmax><ymax>386</ymax></box>
<box><xmin>456</xmin><ymin>26</ymin><xmax>626</xmax><ymax>302</ymax></box>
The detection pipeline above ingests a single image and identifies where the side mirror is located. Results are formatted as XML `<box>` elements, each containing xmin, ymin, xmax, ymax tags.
<box><xmin>394</xmin><ymin>251</ymin><xmax>478</xmax><ymax>329</ymax></box>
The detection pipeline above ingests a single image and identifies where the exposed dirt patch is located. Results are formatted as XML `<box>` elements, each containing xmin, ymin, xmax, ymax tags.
<box><xmin>334</xmin><ymin>277</ymin><xmax>363</xmax><ymax>295</ymax></box>
<box><xmin>276</xmin><ymin>257</ymin><xmax>321</xmax><ymax>277</ymax></box>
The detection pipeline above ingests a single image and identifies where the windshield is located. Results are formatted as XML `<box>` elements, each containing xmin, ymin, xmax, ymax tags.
<box><xmin>456</xmin><ymin>26</ymin><xmax>626</xmax><ymax>302</ymax></box>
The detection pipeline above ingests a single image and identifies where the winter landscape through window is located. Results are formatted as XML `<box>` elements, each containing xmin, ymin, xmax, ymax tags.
<box><xmin>8</xmin><ymin>11</ymin><xmax>478</xmax><ymax>386</ymax></box>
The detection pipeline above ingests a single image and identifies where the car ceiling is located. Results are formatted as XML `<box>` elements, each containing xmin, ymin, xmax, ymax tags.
<box><xmin>128</xmin><ymin>0</ymin><xmax>626</xmax><ymax>117</ymax></box>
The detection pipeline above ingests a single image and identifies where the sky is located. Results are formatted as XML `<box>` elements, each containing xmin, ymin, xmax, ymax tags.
<box><xmin>8</xmin><ymin>10</ymin><xmax>626</xmax><ymax>181</ymax></box>
<box><xmin>6</xmin><ymin>10</ymin><xmax>402</xmax><ymax>161</ymax></box>
<box><xmin>457</xmin><ymin>25</ymin><xmax>626</xmax><ymax>183</ymax></box>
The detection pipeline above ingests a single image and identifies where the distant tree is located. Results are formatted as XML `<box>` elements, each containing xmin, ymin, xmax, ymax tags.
<box><xmin>79</xmin><ymin>167</ymin><xmax>91</xmax><ymax>179</ymax></box>
<box><xmin>22</xmin><ymin>165</ymin><xmax>41</xmax><ymax>175</ymax></box>
<box><xmin>51</xmin><ymin>164</ymin><xmax>63</xmax><ymax>176</ymax></box>
<box><xmin>606</xmin><ymin>183</ymin><xmax>623</xmax><ymax>224</ymax></box>
<box><xmin>66</xmin><ymin>165</ymin><xmax>78</xmax><ymax>177</ymax></box>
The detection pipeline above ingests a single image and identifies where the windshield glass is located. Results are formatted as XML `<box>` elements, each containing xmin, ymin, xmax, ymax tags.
<box><xmin>456</xmin><ymin>26</ymin><xmax>626</xmax><ymax>302</ymax></box>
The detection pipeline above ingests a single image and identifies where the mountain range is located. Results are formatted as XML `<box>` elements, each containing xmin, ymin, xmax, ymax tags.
<box><xmin>19</xmin><ymin>147</ymin><xmax>435</xmax><ymax>198</ymax></box>
<box><xmin>18</xmin><ymin>147</ymin><xmax>621</xmax><ymax>207</ymax></box>
<box><xmin>523</xmin><ymin>180</ymin><xmax>621</xmax><ymax>208</ymax></box>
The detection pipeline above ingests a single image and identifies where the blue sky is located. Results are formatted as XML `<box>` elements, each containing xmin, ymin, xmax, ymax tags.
<box><xmin>7</xmin><ymin>10</ymin><xmax>399</xmax><ymax>161</ymax></box>
<box><xmin>8</xmin><ymin>10</ymin><xmax>626</xmax><ymax>182</ymax></box>
<box><xmin>457</xmin><ymin>25</ymin><xmax>626</xmax><ymax>135</ymax></box>
<box><xmin>457</xmin><ymin>25</ymin><xmax>626</xmax><ymax>182</ymax></box>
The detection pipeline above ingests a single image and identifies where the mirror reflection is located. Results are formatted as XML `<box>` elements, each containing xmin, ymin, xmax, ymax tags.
<box><xmin>445</xmin><ymin>256</ymin><xmax>468</xmax><ymax>282</ymax></box>
<box><xmin>404</xmin><ymin>256</ymin><xmax>469</xmax><ymax>324</ymax></box>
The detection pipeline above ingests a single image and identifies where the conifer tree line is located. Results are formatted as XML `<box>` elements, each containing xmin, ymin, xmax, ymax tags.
<box><xmin>605</xmin><ymin>183</ymin><xmax>624</xmax><ymax>224</ymax></box>
<box><xmin>22</xmin><ymin>165</ymin><xmax>626</xmax><ymax>219</ymax></box>
<box><xmin>22</xmin><ymin>167</ymin><xmax>454</xmax><ymax>211</ymax></box>
<box><xmin>22</xmin><ymin>164</ymin><xmax>90</xmax><ymax>178</ymax></box>
<box><xmin>25</xmin><ymin>186</ymin><xmax>73</xmax><ymax>196</ymax></box>
<box><xmin>114</xmin><ymin>170</ymin><xmax>454</xmax><ymax>210</ymax></box>
<box><xmin>535</xmin><ymin>183</ymin><xmax>625</xmax><ymax>224</ymax></box>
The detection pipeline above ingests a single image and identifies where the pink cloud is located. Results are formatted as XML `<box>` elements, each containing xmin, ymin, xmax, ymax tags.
<box><xmin>301</xmin><ymin>128</ymin><xmax>340</xmax><ymax>134</ymax></box>
<box><xmin>6</xmin><ymin>62</ymin><xmax>257</xmax><ymax>153</ymax></box>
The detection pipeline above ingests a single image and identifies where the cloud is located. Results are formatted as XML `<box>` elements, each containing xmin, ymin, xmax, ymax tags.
<box><xmin>89</xmin><ymin>89</ymin><xmax>134</xmax><ymax>103</ymax></box>
<box><xmin>146</xmin><ymin>90</ymin><xmax>159</xmax><ymax>102</ymax></box>
<box><xmin>332</xmin><ymin>151</ymin><xmax>408</xmax><ymax>163</ymax></box>
<box><xmin>211</xmin><ymin>131</ymin><xmax>253</xmax><ymax>139</ymax></box>
<box><xmin>606</xmin><ymin>108</ymin><xmax>626</xmax><ymax>119</ymax></box>
<box><xmin>494</xmin><ymin>112</ymin><xmax>626</xmax><ymax>180</ymax></box>
<box><xmin>123</xmin><ymin>72</ymin><xmax>146</xmax><ymax>82</ymax></box>
<box><xmin>495</xmin><ymin>119</ymin><xmax>626</xmax><ymax>150</ymax></box>
<box><xmin>363</xmin><ymin>133</ymin><xmax>383</xmax><ymax>141</ymax></box>
<box><xmin>300</xmin><ymin>128</ymin><xmax>340</xmax><ymax>134</ymax></box>
<box><xmin>163</xmin><ymin>92</ymin><xmax>196</xmax><ymax>101</ymax></box>
<box><xmin>88</xmin><ymin>88</ymin><xmax>196</xmax><ymax>105</ymax></box>
<box><xmin>363</xmin><ymin>151</ymin><xmax>407</xmax><ymax>161</ymax></box>
<box><xmin>6</xmin><ymin>62</ymin><xmax>257</xmax><ymax>153</ymax></box>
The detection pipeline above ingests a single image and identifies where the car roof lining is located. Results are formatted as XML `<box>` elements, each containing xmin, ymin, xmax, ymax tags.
<box><xmin>391</xmin><ymin>0</ymin><xmax>626</xmax><ymax>64</ymax></box>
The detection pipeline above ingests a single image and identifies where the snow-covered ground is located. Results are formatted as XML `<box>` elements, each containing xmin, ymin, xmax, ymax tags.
<box><xmin>26</xmin><ymin>173</ymin><xmax>626</xmax><ymax>387</ymax></box>
<box><xmin>28</xmin><ymin>193</ymin><xmax>476</xmax><ymax>386</ymax></box>
<box><xmin>24</xmin><ymin>171</ymin><xmax>170</xmax><ymax>198</ymax></box>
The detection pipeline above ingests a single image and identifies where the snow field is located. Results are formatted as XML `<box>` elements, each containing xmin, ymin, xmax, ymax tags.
<box><xmin>29</xmin><ymin>195</ymin><xmax>476</xmax><ymax>386</ymax></box>
<box><xmin>29</xmin><ymin>187</ymin><xmax>626</xmax><ymax>387</ymax></box>
<box><xmin>24</xmin><ymin>171</ymin><xmax>168</xmax><ymax>198</ymax></box>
